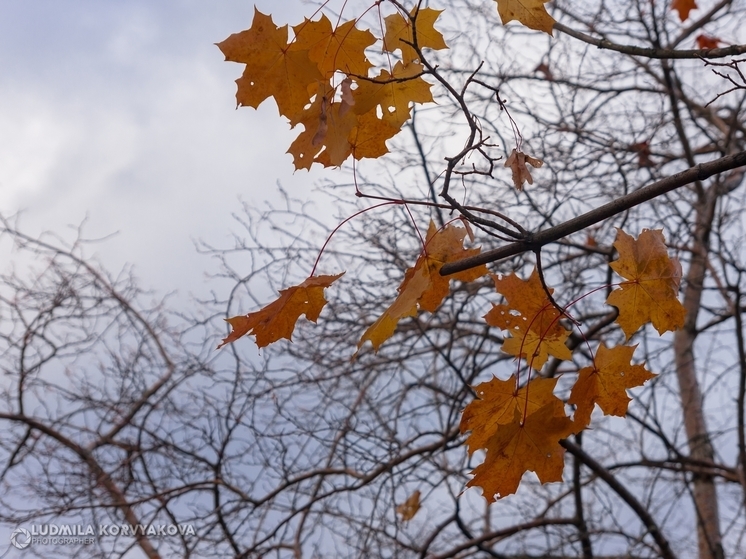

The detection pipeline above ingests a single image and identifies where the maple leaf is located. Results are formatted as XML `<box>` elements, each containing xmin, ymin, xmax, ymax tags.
<box><xmin>217</xmin><ymin>9</ymin><xmax>322</xmax><ymax>120</ymax></box>
<box><xmin>353</xmin><ymin>61</ymin><xmax>434</xmax><ymax>128</ymax></box>
<box><xmin>467</xmin><ymin>401</ymin><xmax>575</xmax><ymax>501</ymax></box>
<box><xmin>696</xmin><ymin>34</ymin><xmax>722</xmax><ymax>49</ymax></box>
<box><xmin>348</xmin><ymin>110</ymin><xmax>400</xmax><ymax>161</ymax></box>
<box><xmin>629</xmin><ymin>141</ymin><xmax>655</xmax><ymax>168</ymax></box>
<box><xmin>484</xmin><ymin>269</ymin><xmax>572</xmax><ymax>370</ymax></box>
<box><xmin>396</xmin><ymin>490</ymin><xmax>421</xmax><ymax>521</ymax></box>
<box><xmin>287</xmin><ymin>82</ymin><xmax>358</xmax><ymax>169</ymax></box>
<box><xmin>494</xmin><ymin>0</ymin><xmax>556</xmax><ymax>35</ymax></box>
<box><xmin>606</xmin><ymin>229</ymin><xmax>686</xmax><ymax>338</ymax></box>
<box><xmin>569</xmin><ymin>344</ymin><xmax>655</xmax><ymax>428</ymax></box>
<box><xmin>504</xmin><ymin>149</ymin><xmax>544</xmax><ymax>190</ymax></box>
<box><xmin>671</xmin><ymin>0</ymin><xmax>698</xmax><ymax>21</ymax></box>
<box><xmin>357</xmin><ymin>221</ymin><xmax>488</xmax><ymax>352</ymax></box>
<box><xmin>287</xmin><ymin>83</ymin><xmax>401</xmax><ymax>170</ymax></box>
<box><xmin>460</xmin><ymin>375</ymin><xmax>561</xmax><ymax>454</ymax></box>
<box><xmin>218</xmin><ymin>273</ymin><xmax>344</xmax><ymax>349</ymax></box>
<box><xmin>291</xmin><ymin>15</ymin><xmax>375</xmax><ymax>78</ymax></box>
<box><xmin>383</xmin><ymin>7</ymin><xmax>448</xmax><ymax>64</ymax></box>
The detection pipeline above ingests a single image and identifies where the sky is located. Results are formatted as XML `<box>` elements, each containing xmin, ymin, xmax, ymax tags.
<box><xmin>0</xmin><ymin>3</ymin><xmax>334</xmax><ymax>556</ymax></box>
<box><xmin>0</xmin><ymin>0</ymin><xmax>326</xmax><ymax>299</ymax></box>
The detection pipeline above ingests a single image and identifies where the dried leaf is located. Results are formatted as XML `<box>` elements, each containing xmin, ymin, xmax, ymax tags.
<box><xmin>460</xmin><ymin>376</ymin><xmax>561</xmax><ymax>453</ymax></box>
<box><xmin>494</xmin><ymin>0</ymin><xmax>556</xmax><ymax>35</ymax></box>
<box><xmin>696</xmin><ymin>34</ymin><xmax>722</xmax><ymax>49</ymax></box>
<box><xmin>534</xmin><ymin>62</ymin><xmax>554</xmax><ymax>80</ymax></box>
<box><xmin>606</xmin><ymin>229</ymin><xmax>686</xmax><ymax>338</ymax></box>
<box><xmin>466</xmin><ymin>401</ymin><xmax>575</xmax><ymax>501</ymax></box>
<box><xmin>569</xmin><ymin>344</ymin><xmax>656</xmax><ymax>428</ymax></box>
<box><xmin>629</xmin><ymin>141</ymin><xmax>655</xmax><ymax>168</ymax></box>
<box><xmin>218</xmin><ymin>273</ymin><xmax>344</xmax><ymax>348</ymax></box>
<box><xmin>504</xmin><ymin>149</ymin><xmax>543</xmax><ymax>190</ymax></box>
<box><xmin>396</xmin><ymin>490</ymin><xmax>421</xmax><ymax>521</ymax></box>
<box><xmin>353</xmin><ymin>61</ymin><xmax>434</xmax><ymax>128</ymax></box>
<box><xmin>291</xmin><ymin>15</ymin><xmax>375</xmax><ymax>78</ymax></box>
<box><xmin>484</xmin><ymin>269</ymin><xmax>572</xmax><ymax>370</ymax></box>
<box><xmin>671</xmin><ymin>0</ymin><xmax>698</xmax><ymax>21</ymax></box>
<box><xmin>217</xmin><ymin>9</ymin><xmax>322</xmax><ymax>120</ymax></box>
<box><xmin>357</xmin><ymin>221</ymin><xmax>488</xmax><ymax>352</ymax></box>
<box><xmin>383</xmin><ymin>7</ymin><xmax>448</xmax><ymax>64</ymax></box>
<box><xmin>339</xmin><ymin>77</ymin><xmax>355</xmax><ymax>116</ymax></box>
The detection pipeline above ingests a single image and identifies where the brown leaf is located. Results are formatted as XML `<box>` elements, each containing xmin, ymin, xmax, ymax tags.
<box><xmin>534</xmin><ymin>62</ymin><xmax>554</xmax><ymax>80</ymax></box>
<box><xmin>217</xmin><ymin>9</ymin><xmax>322</xmax><ymax>121</ymax></box>
<box><xmin>383</xmin><ymin>7</ymin><xmax>448</xmax><ymax>64</ymax></box>
<box><xmin>504</xmin><ymin>149</ymin><xmax>543</xmax><ymax>190</ymax></box>
<box><xmin>629</xmin><ymin>141</ymin><xmax>655</xmax><ymax>168</ymax></box>
<box><xmin>671</xmin><ymin>0</ymin><xmax>698</xmax><ymax>21</ymax></box>
<box><xmin>696</xmin><ymin>34</ymin><xmax>722</xmax><ymax>49</ymax></box>
<box><xmin>291</xmin><ymin>15</ymin><xmax>375</xmax><ymax>78</ymax></box>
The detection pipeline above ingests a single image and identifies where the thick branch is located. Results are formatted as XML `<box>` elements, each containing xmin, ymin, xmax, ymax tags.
<box><xmin>554</xmin><ymin>22</ymin><xmax>746</xmax><ymax>59</ymax></box>
<box><xmin>441</xmin><ymin>151</ymin><xmax>746</xmax><ymax>275</ymax></box>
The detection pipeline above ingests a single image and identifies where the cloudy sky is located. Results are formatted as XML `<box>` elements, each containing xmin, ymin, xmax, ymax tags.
<box><xmin>0</xmin><ymin>0</ymin><xmax>328</xmax><ymax>298</ymax></box>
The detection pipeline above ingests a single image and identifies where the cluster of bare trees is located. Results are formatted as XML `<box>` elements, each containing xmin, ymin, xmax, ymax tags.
<box><xmin>1</xmin><ymin>0</ymin><xmax>746</xmax><ymax>557</ymax></box>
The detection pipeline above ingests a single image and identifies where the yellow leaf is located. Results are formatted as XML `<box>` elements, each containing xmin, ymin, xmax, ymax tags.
<box><xmin>383</xmin><ymin>7</ymin><xmax>448</xmax><ymax>64</ymax></box>
<box><xmin>460</xmin><ymin>376</ymin><xmax>561</xmax><ymax>453</ymax></box>
<box><xmin>606</xmin><ymin>229</ymin><xmax>686</xmax><ymax>338</ymax></box>
<box><xmin>357</xmin><ymin>221</ymin><xmax>488</xmax><ymax>352</ymax></box>
<box><xmin>494</xmin><ymin>0</ymin><xmax>556</xmax><ymax>35</ymax></box>
<box><xmin>218</xmin><ymin>273</ymin><xmax>344</xmax><ymax>349</ymax></box>
<box><xmin>396</xmin><ymin>490</ymin><xmax>421</xmax><ymax>521</ymax></box>
<box><xmin>484</xmin><ymin>269</ymin><xmax>572</xmax><ymax>370</ymax></box>
<box><xmin>569</xmin><ymin>344</ymin><xmax>656</xmax><ymax>428</ymax></box>
<box><xmin>217</xmin><ymin>9</ymin><xmax>322</xmax><ymax>120</ymax></box>
<box><xmin>352</xmin><ymin>61</ymin><xmax>434</xmax><ymax>128</ymax></box>
<box><xmin>467</xmin><ymin>401</ymin><xmax>575</xmax><ymax>501</ymax></box>
<box><xmin>291</xmin><ymin>15</ymin><xmax>375</xmax><ymax>78</ymax></box>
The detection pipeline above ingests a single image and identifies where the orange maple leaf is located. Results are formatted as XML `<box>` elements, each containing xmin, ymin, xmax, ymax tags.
<box><xmin>291</xmin><ymin>15</ymin><xmax>375</xmax><ymax>78</ymax></box>
<box><xmin>357</xmin><ymin>220</ymin><xmax>488</xmax><ymax>352</ymax></box>
<box><xmin>484</xmin><ymin>269</ymin><xmax>572</xmax><ymax>370</ymax></box>
<box><xmin>217</xmin><ymin>9</ymin><xmax>322</xmax><ymax>121</ymax></box>
<box><xmin>466</xmin><ymin>401</ymin><xmax>575</xmax><ymax>501</ymax></box>
<box><xmin>218</xmin><ymin>273</ymin><xmax>344</xmax><ymax>349</ymax></box>
<box><xmin>606</xmin><ymin>229</ymin><xmax>686</xmax><ymax>338</ymax></box>
<box><xmin>695</xmin><ymin>34</ymin><xmax>722</xmax><ymax>49</ymax></box>
<box><xmin>494</xmin><ymin>0</ymin><xmax>556</xmax><ymax>35</ymax></box>
<box><xmin>383</xmin><ymin>7</ymin><xmax>448</xmax><ymax>64</ymax></box>
<box><xmin>287</xmin><ymin>82</ymin><xmax>358</xmax><ymax>169</ymax></box>
<box><xmin>395</xmin><ymin>490</ymin><xmax>421</xmax><ymax>521</ymax></box>
<box><xmin>348</xmin><ymin>110</ymin><xmax>400</xmax><ymax>161</ymax></box>
<box><xmin>287</xmin><ymin>83</ymin><xmax>401</xmax><ymax>170</ymax></box>
<box><xmin>353</xmin><ymin>61</ymin><xmax>434</xmax><ymax>128</ymax></box>
<box><xmin>569</xmin><ymin>344</ymin><xmax>655</xmax><ymax>428</ymax></box>
<box><xmin>671</xmin><ymin>0</ymin><xmax>698</xmax><ymax>21</ymax></box>
<box><xmin>504</xmin><ymin>149</ymin><xmax>543</xmax><ymax>190</ymax></box>
<box><xmin>460</xmin><ymin>375</ymin><xmax>562</xmax><ymax>453</ymax></box>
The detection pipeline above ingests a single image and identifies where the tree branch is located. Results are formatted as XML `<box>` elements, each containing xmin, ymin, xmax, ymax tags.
<box><xmin>441</xmin><ymin>150</ymin><xmax>746</xmax><ymax>275</ymax></box>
